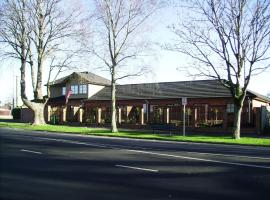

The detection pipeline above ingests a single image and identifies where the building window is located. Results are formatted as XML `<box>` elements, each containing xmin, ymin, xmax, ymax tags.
<box><xmin>71</xmin><ymin>85</ymin><xmax>78</xmax><ymax>94</ymax></box>
<box><xmin>62</xmin><ymin>87</ymin><xmax>66</xmax><ymax>95</ymax></box>
<box><xmin>79</xmin><ymin>84</ymin><xmax>87</xmax><ymax>94</ymax></box>
<box><xmin>227</xmin><ymin>104</ymin><xmax>234</xmax><ymax>113</ymax></box>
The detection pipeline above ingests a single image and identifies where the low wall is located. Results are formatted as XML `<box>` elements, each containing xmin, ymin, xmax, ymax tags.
<box><xmin>20</xmin><ymin>108</ymin><xmax>34</xmax><ymax>123</ymax></box>
<box><xmin>0</xmin><ymin>109</ymin><xmax>12</xmax><ymax>119</ymax></box>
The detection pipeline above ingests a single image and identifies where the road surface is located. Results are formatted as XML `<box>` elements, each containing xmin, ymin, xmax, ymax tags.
<box><xmin>1</xmin><ymin>128</ymin><xmax>270</xmax><ymax>200</ymax></box>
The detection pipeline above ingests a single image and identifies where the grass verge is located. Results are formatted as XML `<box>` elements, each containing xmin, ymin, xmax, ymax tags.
<box><xmin>1</xmin><ymin>122</ymin><xmax>270</xmax><ymax>147</ymax></box>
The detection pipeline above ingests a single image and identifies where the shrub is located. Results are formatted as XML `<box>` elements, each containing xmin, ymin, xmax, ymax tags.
<box><xmin>12</xmin><ymin>108</ymin><xmax>21</xmax><ymax>120</ymax></box>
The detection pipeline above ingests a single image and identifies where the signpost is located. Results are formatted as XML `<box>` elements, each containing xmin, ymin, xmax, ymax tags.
<box><xmin>182</xmin><ymin>97</ymin><xmax>187</xmax><ymax>136</ymax></box>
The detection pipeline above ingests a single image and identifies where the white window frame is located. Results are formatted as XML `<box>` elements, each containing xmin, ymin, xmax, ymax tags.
<box><xmin>79</xmin><ymin>84</ymin><xmax>87</xmax><ymax>94</ymax></box>
<box><xmin>227</xmin><ymin>104</ymin><xmax>234</xmax><ymax>113</ymax></box>
<box><xmin>71</xmin><ymin>85</ymin><xmax>78</xmax><ymax>94</ymax></box>
<box><xmin>62</xmin><ymin>87</ymin><xmax>66</xmax><ymax>96</ymax></box>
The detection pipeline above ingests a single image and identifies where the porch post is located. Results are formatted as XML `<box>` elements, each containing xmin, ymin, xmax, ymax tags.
<box><xmin>72</xmin><ymin>107</ymin><xmax>77</xmax><ymax>121</ymax></box>
<box><xmin>118</xmin><ymin>108</ymin><xmax>122</xmax><ymax>124</ymax></box>
<box><xmin>62</xmin><ymin>107</ymin><xmax>66</xmax><ymax>122</ymax></box>
<box><xmin>47</xmin><ymin>105</ymin><xmax>51</xmax><ymax>122</ymax></box>
<box><xmin>78</xmin><ymin>108</ymin><xmax>83</xmax><ymax>123</ymax></box>
<box><xmin>164</xmin><ymin>108</ymin><xmax>170</xmax><ymax>124</ymax></box>
<box><xmin>193</xmin><ymin>108</ymin><xmax>197</xmax><ymax>127</ymax></box>
<box><xmin>97</xmin><ymin>108</ymin><xmax>102</xmax><ymax>124</ymax></box>
<box><xmin>126</xmin><ymin>106</ymin><xmax>132</xmax><ymax>123</ymax></box>
<box><xmin>139</xmin><ymin>107</ymin><xmax>144</xmax><ymax>125</ymax></box>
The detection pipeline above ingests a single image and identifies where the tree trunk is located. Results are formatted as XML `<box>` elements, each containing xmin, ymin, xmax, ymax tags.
<box><xmin>21</xmin><ymin>100</ymin><xmax>46</xmax><ymax>125</ymax></box>
<box><xmin>29</xmin><ymin>50</ymin><xmax>36</xmax><ymax>91</ymax></box>
<box><xmin>34</xmin><ymin>55</ymin><xmax>43</xmax><ymax>100</ymax></box>
<box><xmin>20</xmin><ymin>55</ymin><xmax>46</xmax><ymax>125</ymax></box>
<box><xmin>111</xmin><ymin>74</ymin><xmax>118</xmax><ymax>133</ymax></box>
<box><xmin>232</xmin><ymin>102</ymin><xmax>243</xmax><ymax>139</ymax></box>
<box><xmin>31</xmin><ymin>103</ymin><xmax>46</xmax><ymax>125</ymax></box>
<box><xmin>20</xmin><ymin>58</ymin><xmax>28</xmax><ymax>100</ymax></box>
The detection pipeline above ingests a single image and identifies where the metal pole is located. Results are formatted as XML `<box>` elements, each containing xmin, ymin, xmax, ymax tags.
<box><xmin>183</xmin><ymin>104</ymin><xmax>186</xmax><ymax>136</ymax></box>
<box><xmin>12</xmin><ymin>98</ymin><xmax>15</xmax><ymax>110</ymax></box>
<box><xmin>248</xmin><ymin>98</ymin><xmax>251</xmax><ymax>124</ymax></box>
<box><xmin>15</xmin><ymin>76</ymin><xmax>18</xmax><ymax>107</ymax></box>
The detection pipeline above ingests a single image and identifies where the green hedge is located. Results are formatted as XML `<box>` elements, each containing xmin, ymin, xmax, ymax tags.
<box><xmin>12</xmin><ymin>108</ymin><xmax>21</xmax><ymax>120</ymax></box>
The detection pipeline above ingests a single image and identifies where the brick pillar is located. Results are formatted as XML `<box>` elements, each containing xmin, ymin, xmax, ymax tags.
<box><xmin>62</xmin><ymin>107</ymin><xmax>66</xmax><ymax>122</ymax></box>
<box><xmin>118</xmin><ymin>108</ymin><xmax>122</xmax><ymax>124</ymax></box>
<box><xmin>255</xmin><ymin>108</ymin><xmax>261</xmax><ymax>134</ymax></box>
<box><xmin>139</xmin><ymin>107</ymin><xmax>144</xmax><ymax>125</ymax></box>
<box><xmin>205</xmin><ymin>104</ymin><xmax>208</xmax><ymax>122</ymax></box>
<box><xmin>97</xmin><ymin>108</ymin><xmax>102</xmax><ymax>124</ymax></box>
<box><xmin>47</xmin><ymin>106</ymin><xmax>51</xmax><ymax>122</ymax></box>
<box><xmin>222</xmin><ymin>108</ymin><xmax>228</xmax><ymax>129</ymax></box>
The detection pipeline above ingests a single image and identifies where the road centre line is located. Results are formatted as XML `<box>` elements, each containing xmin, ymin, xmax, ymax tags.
<box><xmin>20</xmin><ymin>149</ymin><xmax>42</xmax><ymax>154</ymax></box>
<box><xmin>34</xmin><ymin>136</ymin><xmax>111</xmax><ymax>149</ymax></box>
<box><xmin>126</xmin><ymin>149</ymin><xmax>270</xmax><ymax>170</ymax></box>
<box><xmin>16</xmin><ymin>135</ymin><xmax>270</xmax><ymax>170</ymax></box>
<box><xmin>31</xmin><ymin>136</ymin><xmax>270</xmax><ymax>161</ymax></box>
<box><xmin>51</xmin><ymin>137</ymin><xmax>270</xmax><ymax>161</ymax></box>
<box><xmin>184</xmin><ymin>151</ymin><xmax>270</xmax><ymax>161</ymax></box>
<box><xmin>115</xmin><ymin>164</ymin><xmax>159</xmax><ymax>173</ymax></box>
<box><xmin>7</xmin><ymin>132</ymin><xmax>270</xmax><ymax>157</ymax></box>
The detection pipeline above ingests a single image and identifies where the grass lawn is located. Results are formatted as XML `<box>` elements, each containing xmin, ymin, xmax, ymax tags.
<box><xmin>1</xmin><ymin>122</ymin><xmax>270</xmax><ymax>147</ymax></box>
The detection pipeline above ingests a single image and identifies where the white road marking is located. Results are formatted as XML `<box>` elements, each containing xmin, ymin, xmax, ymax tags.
<box><xmin>12</xmin><ymin>134</ymin><xmax>270</xmax><ymax>170</ymax></box>
<box><xmin>20</xmin><ymin>149</ymin><xmax>42</xmax><ymax>154</ymax></box>
<box><xmin>35</xmin><ymin>137</ymin><xmax>110</xmax><ymax>148</ymax></box>
<box><xmin>34</xmin><ymin>136</ymin><xmax>270</xmax><ymax>160</ymax></box>
<box><xmin>126</xmin><ymin>149</ymin><xmax>270</xmax><ymax>170</ymax></box>
<box><xmin>184</xmin><ymin>151</ymin><xmax>270</xmax><ymax>161</ymax></box>
<box><xmin>115</xmin><ymin>164</ymin><xmax>159</xmax><ymax>172</ymax></box>
<box><xmin>11</xmin><ymin>133</ymin><xmax>267</xmax><ymax>160</ymax></box>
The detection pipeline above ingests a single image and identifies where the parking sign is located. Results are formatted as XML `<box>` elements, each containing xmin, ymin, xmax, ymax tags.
<box><xmin>182</xmin><ymin>97</ymin><xmax>187</xmax><ymax>105</ymax></box>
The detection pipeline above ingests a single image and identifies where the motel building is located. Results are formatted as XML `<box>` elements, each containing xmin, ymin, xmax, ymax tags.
<box><xmin>46</xmin><ymin>72</ymin><xmax>270</xmax><ymax>134</ymax></box>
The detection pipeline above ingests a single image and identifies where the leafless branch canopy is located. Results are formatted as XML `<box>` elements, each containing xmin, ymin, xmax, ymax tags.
<box><xmin>88</xmin><ymin>0</ymin><xmax>159</xmax><ymax>80</ymax></box>
<box><xmin>0</xmin><ymin>0</ymin><xmax>31</xmax><ymax>61</ymax></box>
<box><xmin>167</xmin><ymin>0</ymin><xmax>270</xmax><ymax>98</ymax></box>
<box><xmin>0</xmin><ymin>0</ymin><xmax>84</xmax><ymax>100</ymax></box>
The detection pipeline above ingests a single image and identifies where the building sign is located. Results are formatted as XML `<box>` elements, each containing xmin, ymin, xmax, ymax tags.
<box><xmin>182</xmin><ymin>97</ymin><xmax>187</xmax><ymax>106</ymax></box>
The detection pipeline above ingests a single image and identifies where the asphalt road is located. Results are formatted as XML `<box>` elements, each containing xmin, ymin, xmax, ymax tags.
<box><xmin>1</xmin><ymin>128</ymin><xmax>270</xmax><ymax>200</ymax></box>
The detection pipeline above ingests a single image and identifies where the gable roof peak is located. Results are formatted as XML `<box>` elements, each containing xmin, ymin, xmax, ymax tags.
<box><xmin>49</xmin><ymin>71</ymin><xmax>111</xmax><ymax>86</ymax></box>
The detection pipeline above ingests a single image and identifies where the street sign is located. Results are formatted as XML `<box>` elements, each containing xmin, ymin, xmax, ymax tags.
<box><xmin>182</xmin><ymin>97</ymin><xmax>187</xmax><ymax>105</ymax></box>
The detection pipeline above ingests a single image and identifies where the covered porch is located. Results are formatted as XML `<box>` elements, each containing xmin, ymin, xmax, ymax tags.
<box><xmin>83</xmin><ymin>98</ymin><xmax>230</xmax><ymax>129</ymax></box>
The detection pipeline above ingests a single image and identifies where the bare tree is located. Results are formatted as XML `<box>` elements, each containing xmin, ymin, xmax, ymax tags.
<box><xmin>0</xmin><ymin>0</ymin><xmax>32</xmax><ymax>115</ymax></box>
<box><xmin>0</xmin><ymin>0</ymin><xmax>82</xmax><ymax>124</ymax></box>
<box><xmin>87</xmin><ymin>0</ymin><xmax>160</xmax><ymax>132</ymax></box>
<box><xmin>167</xmin><ymin>0</ymin><xmax>270</xmax><ymax>139</ymax></box>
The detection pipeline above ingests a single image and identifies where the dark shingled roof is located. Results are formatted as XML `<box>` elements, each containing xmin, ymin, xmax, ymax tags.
<box><xmin>76</xmin><ymin>72</ymin><xmax>111</xmax><ymax>86</ymax></box>
<box><xmin>89</xmin><ymin>80</ymin><xmax>229</xmax><ymax>100</ymax></box>
<box><xmin>49</xmin><ymin>72</ymin><xmax>111</xmax><ymax>86</ymax></box>
<box><xmin>88</xmin><ymin>79</ymin><xmax>270</xmax><ymax>102</ymax></box>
